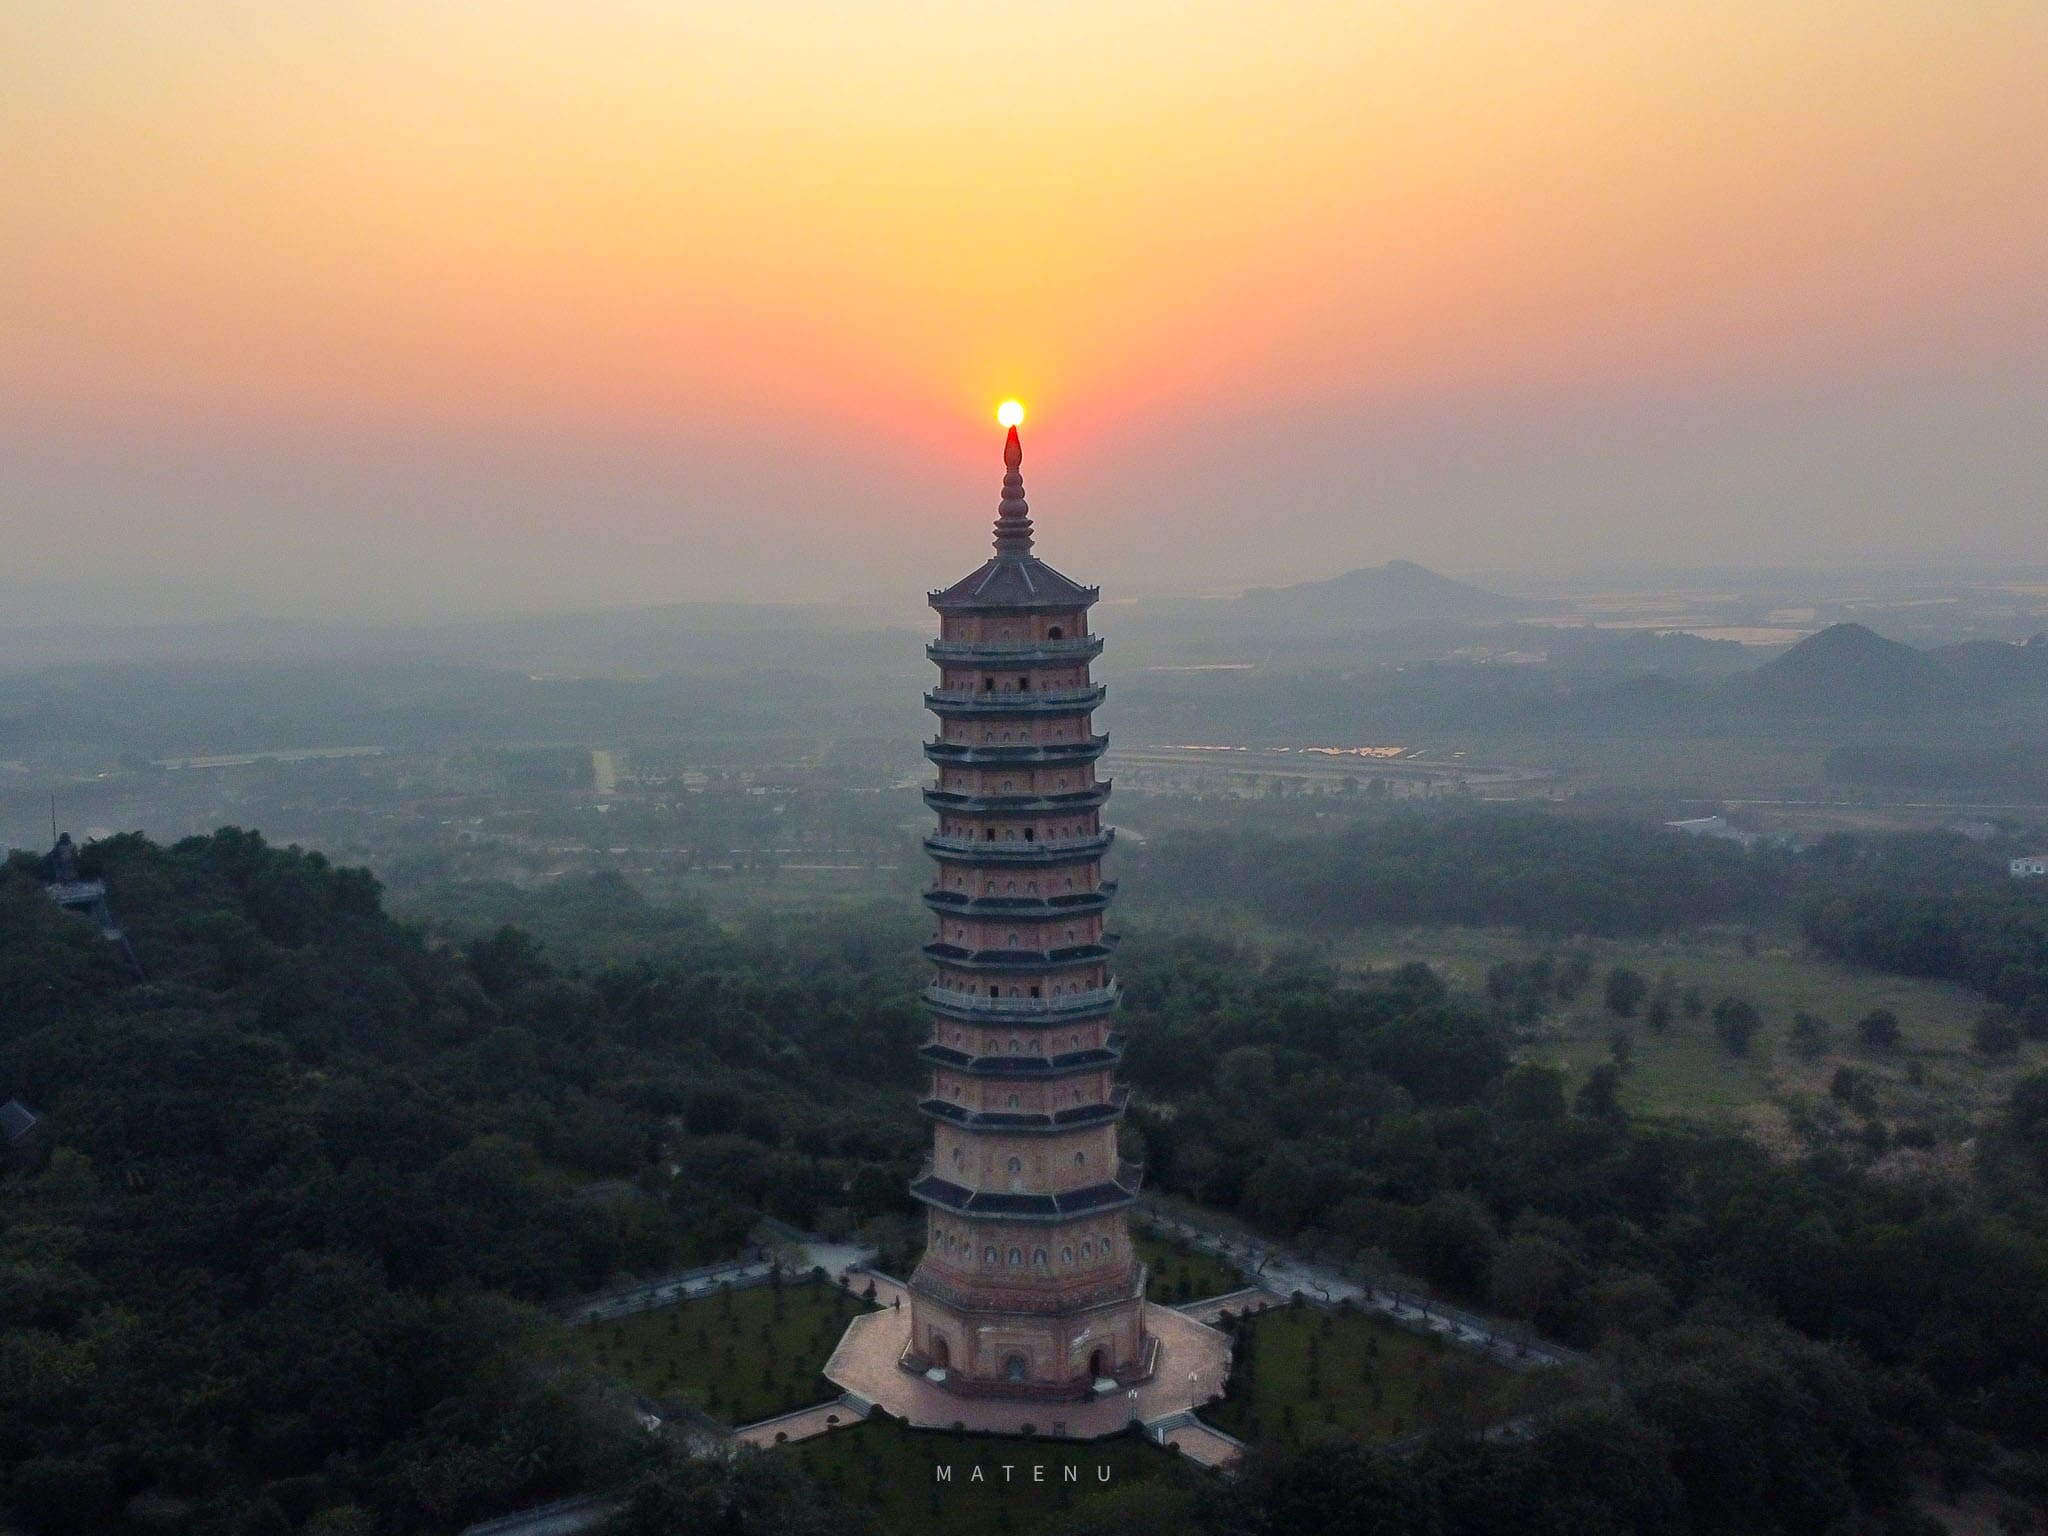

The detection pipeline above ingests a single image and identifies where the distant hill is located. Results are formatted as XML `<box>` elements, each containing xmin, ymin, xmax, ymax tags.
<box><xmin>1744</xmin><ymin>622</ymin><xmax>2048</xmax><ymax>718</ymax></box>
<box><xmin>1230</xmin><ymin>560</ymin><xmax>1543</xmax><ymax>630</ymax></box>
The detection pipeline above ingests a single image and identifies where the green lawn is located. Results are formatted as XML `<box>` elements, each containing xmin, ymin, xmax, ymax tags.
<box><xmin>1134</xmin><ymin>1227</ymin><xmax>1243</xmax><ymax>1304</ymax></box>
<box><xmin>1203</xmin><ymin>1300</ymin><xmax>1548</xmax><ymax>1450</ymax></box>
<box><xmin>1330</xmin><ymin>925</ymin><xmax>2028</xmax><ymax>1139</ymax></box>
<box><xmin>782</xmin><ymin>1418</ymin><xmax>1197</xmax><ymax>1536</ymax></box>
<box><xmin>577</xmin><ymin>1277</ymin><xmax>871</xmax><ymax>1425</ymax></box>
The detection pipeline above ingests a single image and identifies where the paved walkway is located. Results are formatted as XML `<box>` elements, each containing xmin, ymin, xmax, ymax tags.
<box><xmin>1177</xmin><ymin>1286</ymin><xmax>1286</xmax><ymax>1325</ymax></box>
<box><xmin>1160</xmin><ymin>1419</ymin><xmax>1248</xmax><ymax>1468</ymax></box>
<box><xmin>494</xmin><ymin>1212</ymin><xmax>1569</xmax><ymax>1533</ymax></box>
<box><xmin>731</xmin><ymin>1398</ymin><xmax>866</xmax><ymax>1449</ymax></box>
<box><xmin>563</xmin><ymin>1238</ymin><xmax>876</xmax><ymax>1325</ymax></box>
<box><xmin>458</xmin><ymin>1494</ymin><xmax>614</xmax><ymax>1536</ymax></box>
<box><xmin>1143</xmin><ymin>1208</ymin><xmax>1577</xmax><ymax>1371</ymax></box>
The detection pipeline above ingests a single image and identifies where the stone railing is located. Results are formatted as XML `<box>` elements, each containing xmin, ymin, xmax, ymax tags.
<box><xmin>921</xmin><ymin>983</ymin><xmax>1119</xmax><ymax>1016</ymax></box>
<box><xmin>927</xmin><ymin>635</ymin><xmax>1103</xmax><ymax>660</ymax></box>
<box><xmin>923</xmin><ymin>829</ymin><xmax>1113</xmax><ymax>857</ymax></box>
<box><xmin>925</xmin><ymin>684</ymin><xmax>1104</xmax><ymax>709</ymax></box>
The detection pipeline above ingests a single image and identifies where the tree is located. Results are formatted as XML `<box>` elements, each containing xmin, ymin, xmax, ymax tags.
<box><xmin>1856</xmin><ymin>1009</ymin><xmax>1902</xmax><ymax>1051</ymax></box>
<box><xmin>1712</xmin><ymin>996</ymin><xmax>1762</xmax><ymax>1057</ymax></box>
<box><xmin>1604</xmin><ymin>968</ymin><xmax>1648</xmax><ymax>1018</ymax></box>
<box><xmin>1556</xmin><ymin>950</ymin><xmax>1594</xmax><ymax>1002</ymax></box>
<box><xmin>1790</xmin><ymin>1011</ymin><xmax>1830</xmax><ymax>1061</ymax></box>
<box><xmin>1169</xmin><ymin>1136</ymin><xmax>1222</xmax><ymax>1202</ymax></box>
<box><xmin>604</xmin><ymin>1450</ymin><xmax>838</xmax><ymax>1536</ymax></box>
<box><xmin>2022</xmin><ymin>994</ymin><xmax>2048</xmax><ymax>1042</ymax></box>
<box><xmin>1975</xmin><ymin>1008</ymin><xmax>2022</xmax><ymax>1057</ymax></box>
<box><xmin>1489</xmin><ymin>1231</ymin><xmax>1581</xmax><ymax>1323</ymax></box>
<box><xmin>1576</xmin><ymin>1063</ymin><xmax>1625</xmax><ymax>1122</ymax></box>
<box><xmin>1414</xmin><ymin>1192</ymin><xmax>1499</xmax><ymax>1295</ymax></box>
<box><xmin>1215</xmin><ymin>1441</ymin><xmax>1439</xmax><ymax>1536</ymax></box>
<box><xmin>1242</xmin><ymin>1146</ymin><xmax>1321</xmax><ymax>1234</ymax></box>
<box><xmin>1497</xmin><ymin>1064</ymin><xmax>1566</xmax><ymax>1124</ymax></box>
<box><xmin>1214</xmin><ymin>1045</ymin><xmax>1276</xmax><ymax>1112</ymax></box>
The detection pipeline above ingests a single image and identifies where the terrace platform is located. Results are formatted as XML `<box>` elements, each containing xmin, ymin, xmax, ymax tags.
<box><xmin>823</xmin><ymin>1271</ymin><xmax>1232</xmax><ymax>1442</ymax></box>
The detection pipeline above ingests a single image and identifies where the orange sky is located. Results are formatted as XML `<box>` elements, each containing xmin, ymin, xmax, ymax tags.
<box><xmin>3</xmin><ymin>2</ymin><xmax>2045</xmax><ymax>619</ymax></box>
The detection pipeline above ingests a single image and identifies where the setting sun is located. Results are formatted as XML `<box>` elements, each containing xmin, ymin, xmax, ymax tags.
<box><xmin>996</xmin><ymin>401</ymin><xmax>1025</xmax><ymax>428</ymax></box>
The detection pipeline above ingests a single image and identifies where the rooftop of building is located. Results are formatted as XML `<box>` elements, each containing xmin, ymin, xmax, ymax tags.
<box><xmin>930</xmin><ymin>426</ymin><xmax>1099</xmax><ymax>613</ymax></box>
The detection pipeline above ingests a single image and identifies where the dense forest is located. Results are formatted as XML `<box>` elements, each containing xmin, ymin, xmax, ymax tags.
<box><xmin>1131</xmin><ymin>807</ymin><xmax>2018</xmax><ymax>938</ymax></box>
<box><xmin>0</xmin><ymin>834</ymin><xmax>924</xmax><ymax>1534</ymax></box>
<box><xmin>8</xmin><ymin>829</ymin><xmax>2048</xmax><ymax>1534</ymax></box>
<box><xmin>1125</xmin><ymin>927</ymin><xmax>2048</xmax><ymax>1410</ymax></box>
<box><xmin>1805</xmin><ymin>885</ymin><xmax>2048</xmax><ymax>1019</ymax></box>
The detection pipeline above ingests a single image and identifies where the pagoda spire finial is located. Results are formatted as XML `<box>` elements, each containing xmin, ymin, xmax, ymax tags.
<box><xmin>993</xmin><ymin>424</ymin><xmax>1033</xmax><ymax>555</ymax></box>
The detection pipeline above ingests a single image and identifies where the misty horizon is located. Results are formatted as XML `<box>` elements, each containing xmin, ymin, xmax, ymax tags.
<box><xmin>6</xmin><ymin>4</ymin><xmax>2045</xmax><ymax>628</ymax></box>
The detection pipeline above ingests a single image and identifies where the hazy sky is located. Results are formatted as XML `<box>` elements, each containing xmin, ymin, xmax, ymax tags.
<box><xmin>4</xmin><ymin>1</ymin><xmax>2045</xmax><ymax>624</ymax></box>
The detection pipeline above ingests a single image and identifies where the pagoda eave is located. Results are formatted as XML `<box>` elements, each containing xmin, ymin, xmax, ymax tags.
<box><xmin>922</xmin><ymin>737</ymin><xmax>1107</xmax><ymax>767</ymax></box>
<box><xmin>909</xmin><ymin>1170</ymin><xmax>1143</xmax><ymax>1222</ymax></box>
<box><xmin>915</xmin><ymin>1037</ymin><xmax>1125</xmax><ymax>1076</ymax></box>
<box><xmin>920</xmin><ymin>982</ymin><xmax>1120</xmax><ymax>1023</ymax></box>
<box><xmin>921</xmin><ymin>884</ymin><xmax>1117</xmax><ymax>919</ymax></box>
<box><xmin>928</xmin><ymin>635</ymin><xmax>1104</xmax><ymax>666</ymax></box>
<box><xmin>922</xmin><ymin>783</ymin><xmax>1112</xmax><ymax>816</ymax></box>
<box><xmin>924</xmin><ymin>686</ymin><xmax>1106</xmax><ymax>718</ymax></box>
<box><xmin>921</xmin><ymin>941</ymin><xmax>1117</xmax><ymax>971</ymax></box>
<box><xmin>916</xmin><ymin>1093</ymin><xmax>1128</xmax><ymax>1134</ymax></box>
<box><xmin>923</xmin><ymin>829</ymin><xmax>1115</xmax><ymax>864</ymax></box>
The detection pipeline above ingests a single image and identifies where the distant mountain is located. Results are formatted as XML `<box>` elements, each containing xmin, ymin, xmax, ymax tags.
<box><xmin>1744</xmin><ymin>622</ymin><xmax>2048</xmax><ymax>718</ymax></box>
<box><xmin>1230</xmin><ymin>560</ymin><xmax>1544</xmax><ymax>630</ymax></box>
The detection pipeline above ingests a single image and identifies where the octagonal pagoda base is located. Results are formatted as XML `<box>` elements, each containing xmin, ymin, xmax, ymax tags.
<box><xmin>824</xmin><ymin>1274</ymin><xmax>1232</xmax><ymax>1440</ymax></box>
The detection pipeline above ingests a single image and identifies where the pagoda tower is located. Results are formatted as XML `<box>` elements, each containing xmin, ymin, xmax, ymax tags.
<box><xmin>904</xmin><ymin>421</ymin><xmax>1149</xmax><ymax>1400</ymax></box>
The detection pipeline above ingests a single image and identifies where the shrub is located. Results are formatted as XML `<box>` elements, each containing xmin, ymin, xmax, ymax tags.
<box><xmin>1712</xmin><ymin>996</ymin><xmax>1762</xmax><ymax>1056</ymax></box>
<box><xmin>1857</xmin><ymin>1009</ymin><xmax>1902</xmax><ymax>1050</ymax></box>
<box><xmin>1974</xmin><ymin>1009</ymin><xmax>2022</xmax><ymax>1057</ymax></box>
<box><xmin>1604</xmin><ymin>968</ymin><xmax>1647</xmax><ymax>1018</ymax></box>
<box><xmin>1790</xmin><ymin>1011</ymin><xmax>1830</xmax><ymax>1060</ymax></box>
